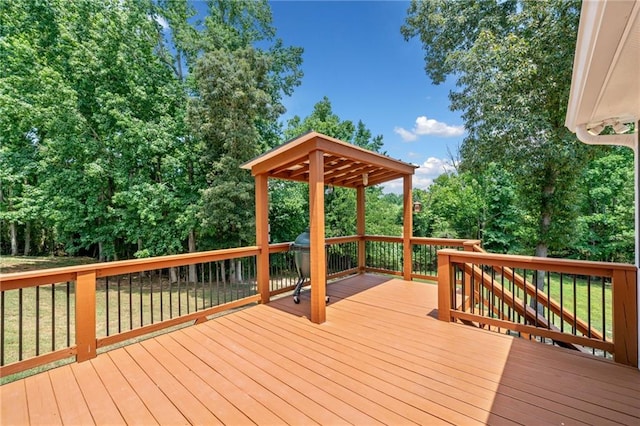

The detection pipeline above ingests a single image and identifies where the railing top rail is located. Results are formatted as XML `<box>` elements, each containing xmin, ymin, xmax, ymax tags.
<box><xmin>0</xmin><ymin>246</ymin><xmax>260</xmax><ymax>290</ymax></box>
<box><xmin>326</xmin><ymin>235</ymin><xmax>361</xmax><ymax>244</ymax></box>
<box><xmin>268</xmin><ymin>242</ymin><xmax>291</xmax><ymax>253</ymax></box>
<box><xmin>438</xmin><ymin>249</ymin><xmax>637</xmax><ymax>275</ymax></box>
<box><xmin>364</xmin><ymin>235</ymin><xmax>403</xmax><ymax>243</ymax></box>
<box><xmin>411</xmin><ymin>237</ymin><xmax>482</xmax><ymax>247</ymax></box>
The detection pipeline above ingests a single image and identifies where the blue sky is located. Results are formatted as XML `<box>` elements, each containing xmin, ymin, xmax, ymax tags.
<box><xmin>269</xmin><ymin>0</ymin><xmax>465</xmax><ymax>192</ymax></box>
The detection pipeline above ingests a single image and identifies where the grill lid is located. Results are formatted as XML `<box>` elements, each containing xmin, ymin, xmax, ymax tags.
<box><xmin>292</xmin><ymin>228</ymin><xmax>310</xmax><ymax>248</ymax></box>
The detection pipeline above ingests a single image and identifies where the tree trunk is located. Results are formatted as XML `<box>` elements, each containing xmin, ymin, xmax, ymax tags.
<box><xmin>98</xmin><ymin>241</ymin><xmax>105</xmax><ymax>262</ymax></box>
<box><xmin>10</xmin><ymin>221</ymin><xmax>18</xmax><ymax>256</ymax></box>
<box><xmin>24</xmin><ymin>221</ymin><xmax>31</xmax><ymax>256</ymax></box>
<box><xmin>188</xmin><ymin>229</ymin><xmax>197</xmax><ymax>283</ymax></box>
<box><xmin>6</xmin><ymin>186</ymin><xmax>18</xmax><ymax>256</ymax></box>
<box><xmin>533</xmin><ymin>179</ymin><xmax>554</xmax><ymax>315</ymax></box>
<box><xmin>235</xmin><ymin>260</ymin><xmax>243</xmax><ymax>283</ymax></box>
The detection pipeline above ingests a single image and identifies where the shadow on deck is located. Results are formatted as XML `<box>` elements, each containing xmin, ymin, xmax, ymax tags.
<box><xmin>1</xmin><ymin>274</ymin><xmax>639</xmax><ymax>425</ymax></box>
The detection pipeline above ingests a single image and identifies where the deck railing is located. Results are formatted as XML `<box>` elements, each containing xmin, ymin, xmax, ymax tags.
<box><xmin>1</xmin><ymin>235</ymin><xmax>637</xmax><ymax>379</ymax></box>
<box><xmin>437</xmin><ymin>249</ymin><xmax>638</xmax><ymax>367</ymax></box>
<box><xmin>363</xmin><ymin>236</ymin><xmax>478</xmax><ymax>279</ymax></box>
<box><xmin>0</xmin><ymin>247</ymin><xmax>261</xmax><ymax>379</ymax></box>
<box><xmin>0</xmin><ymin>236</ymin><xmax>368</xmax><ymax>379</ymax></box>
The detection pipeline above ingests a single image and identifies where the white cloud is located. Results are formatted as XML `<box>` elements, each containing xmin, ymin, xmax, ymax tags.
<box><xmin>381</xmin><ymin>157</ymin><xmax>454</xmax><ymax>194</ymax></box>
<box><xmin>414</xmin><ymin>157</ymin><xmax>454</xmax><ymax>190</ymax></box>
<box><xmin>393</xmin><ymin>126</ymin><xmax>417</xmax><ymax>142</ymax></box>
<box><xmin>394</xmin><ymin>116</ymin><xmax>465</xmax><ymax>141</ymax></box>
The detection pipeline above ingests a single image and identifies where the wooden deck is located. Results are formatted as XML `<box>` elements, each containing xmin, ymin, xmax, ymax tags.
<box><xmin>2</xmin><ymin>274</ymin><xmax>639</xmax><ymax>425</ymax></box>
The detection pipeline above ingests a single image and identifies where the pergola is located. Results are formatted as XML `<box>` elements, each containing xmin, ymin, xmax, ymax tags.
<box><xmin>241</xmin><ymin>131</ymin><xmax>418</xmax><ymax>323</ymax></box>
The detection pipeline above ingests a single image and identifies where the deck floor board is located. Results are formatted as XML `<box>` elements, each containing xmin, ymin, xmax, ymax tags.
<box><xmin>2</xmin><ymin>274</ymin><xmax>639</xmax><ymax>425</ymax></box>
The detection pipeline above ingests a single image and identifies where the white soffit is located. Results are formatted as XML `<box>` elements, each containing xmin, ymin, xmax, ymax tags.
<box><xmin>565</xmin><ymin>0</ymin><xmax>640</xmax><ymax>132</ymax></box>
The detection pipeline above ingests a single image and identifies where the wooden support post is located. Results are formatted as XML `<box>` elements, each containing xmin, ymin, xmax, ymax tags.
<box><xmin>357</xmin><ymin>185</ymin><xmax>366</xmax><ymax>273</ymax></box>
<box><xmin>76</xmin><ymin>271</ymin><xmax>97</xmax><ymax>362</ymax></box>
<box><xmin>437</xmin><ymin>251</ymin><xmax>453</xmax><ymax>322</ymax></box>
<box><xmin>403</xmin><ymin>175</ymin><xmax>413</xmax><ymax>281</ymax></box>
<box><xmin>309</xmin><ymin>150</ymin><xmax>326</xmax><ymax>324</ymax></box>
<box><xmin>612</xmin><ymin>268</ymin><xmax>638</xmax><ymax>367</ymax></box>
<box><xmin>255</xmin><ymin>174</ymin><xmax>270</xmax><ymax>304</ymax></box>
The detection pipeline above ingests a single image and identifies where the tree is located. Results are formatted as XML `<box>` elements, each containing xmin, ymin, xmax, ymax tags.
<box><xmin>574</xmin><ymin>147</ymin><xmax>634</xmax><ymax>263</ymax></box>
<box><xmin>280</xmin><ymin>97</ymin><xmax>392</xmax><ymax>238</ymax></box>
<box><xmin>1</xmin><ymin>0</ymin><xmax>192</xmax><ymax>260</ymax></box>
<box><xmin>0</xmin><ymin>0</ymin><xmax>82</xmax><ymax>255</ymax></box>
<box><xmin>402</xmin><ymin>0</ymin><xmax>586</xmax><ymax>260</ymax></box>
<box><xmin>164</xmin><ymin>0</ymin><xmax>303</xmax><ymax>249</ymax></box>
<box><xmin>1</xmin><ymin>0</ymin><xmax>302</xmax><ymax>259</ymax></box>
<box><xmin>188</xmin><ymin>46</ymin><xmax>276</xmax><ymax>247</ymax></box>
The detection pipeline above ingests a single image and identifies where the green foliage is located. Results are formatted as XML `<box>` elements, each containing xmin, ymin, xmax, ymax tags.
<box><xmin>403</xmin><ymin>0</ymin><xmax>586</xmax><ymax>257</ymax></box>
<box><xmin>413</xmin><ymin>164</ymin><xmax>523</xmax><ymax>252</ymax></box>
<box><xmin>1</xmin><ymin>0</ymin><xmax>302</xmax><ymax>258</ymax></box>
<box><xmin>365</xmin><ymin>189</ymin><xmax>402</xmax><ymax>236</ymax></box>
<box><xmin>1</xmin><ymin>0</ymin><xmax>633</xmax><ymax>265</ymax></box>
<box><xmin>274</xmin><ymin>97</ymin><xmax>396</xmax><ymax>238</ymax></box>
<box><xmin>573</xmin><ymin>147</ymin><xmax>634</xmax><ymax>262</ymax></box>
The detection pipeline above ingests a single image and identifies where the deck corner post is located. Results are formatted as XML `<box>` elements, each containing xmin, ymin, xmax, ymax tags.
<box><xmin>309</xmin><ymin>149</ymin><xmax>326</xmax><ymax>324</ymax></box>
<box><xmin>612</xmin><ymin>268</ymin><xmax>638</xmax><ymax>367</ymax></box>
<box><xmin>463</xmin><ymin>240</ymin><xmax>478</xmax><ymax>252</ymax></box>
<box><xmin>357</xmin><ymin>186</ymin><xmax>366</xmax><ymax>273</ymax></box>
<box><xmin>403</xmin><ymin>175</ymin><xmax>413</xmax><ymax>281</ymax></box>
<box><xmin>437</xmin><ymin>251</ymin><xmax>453</xmax><ymax>322</ymax></box>
<box><xmin>76</xmin><ymin>270</ymin><xmax>97</xmax><ymax>362</ymax></box>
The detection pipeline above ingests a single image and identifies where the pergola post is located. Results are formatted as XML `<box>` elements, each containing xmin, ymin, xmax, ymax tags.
<box><xmin>309</xmin><ymin>149</ymin><xmax>327</xmax><ymax>324</ymax></box>
<box><xmin>357</xmin><ymin>185</ymin><xmax>366</xmax><ymax>273</ymax></box>
<box><xmin>403</xmin><ymin>175</ymin><xmax>413</xmax><ymax>281</ymax></box>
<box><xmin>255</xmin><ymin>173</ymin><xmax>270</xmax><ymax>304</ymax></box>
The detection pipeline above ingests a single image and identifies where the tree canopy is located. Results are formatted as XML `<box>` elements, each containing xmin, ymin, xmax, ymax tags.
<box><xmin>403</xmin><ymin>0</ymin><xmax>588</xmax><ymax>258</ymax></box>
<box><xmin>1</xmin><ymin>0</ymin><xmax>633</xmax><ymax>265</ymax></box>
<box><xmin>0</xmin><ymin>0</ymin><xmax>302</xmax><ymax>259</ymax></box>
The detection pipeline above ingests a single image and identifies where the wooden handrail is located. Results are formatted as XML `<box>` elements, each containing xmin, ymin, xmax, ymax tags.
<box><xmin>412</xmin><ymin>237</ymin><xmax>481</xmax><ymax>247</ymax></box>
<box><xmin>0</xmin><ymin>246</ymin><xmax>260</xmax><ymax>290</ymax></box>
<box><xmin>437</xmin><ymin>249</ymin><xmax>636</xmax><ymax>276</ymax></box>
<box><xmin>364</xmin><ymin>235</ymin><xmax>402</xmax><ymax>243</ymax></box>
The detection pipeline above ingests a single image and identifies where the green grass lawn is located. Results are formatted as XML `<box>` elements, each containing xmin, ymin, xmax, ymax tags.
<box><xmin>480</xmin><ymin>270</ymin><xmax>612</xmax><ymax>340</ymax></box>
<box><xmin>0</xmin><ymin>255</ymin><xmax>97</xmax><ymax>274</ymax></box>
